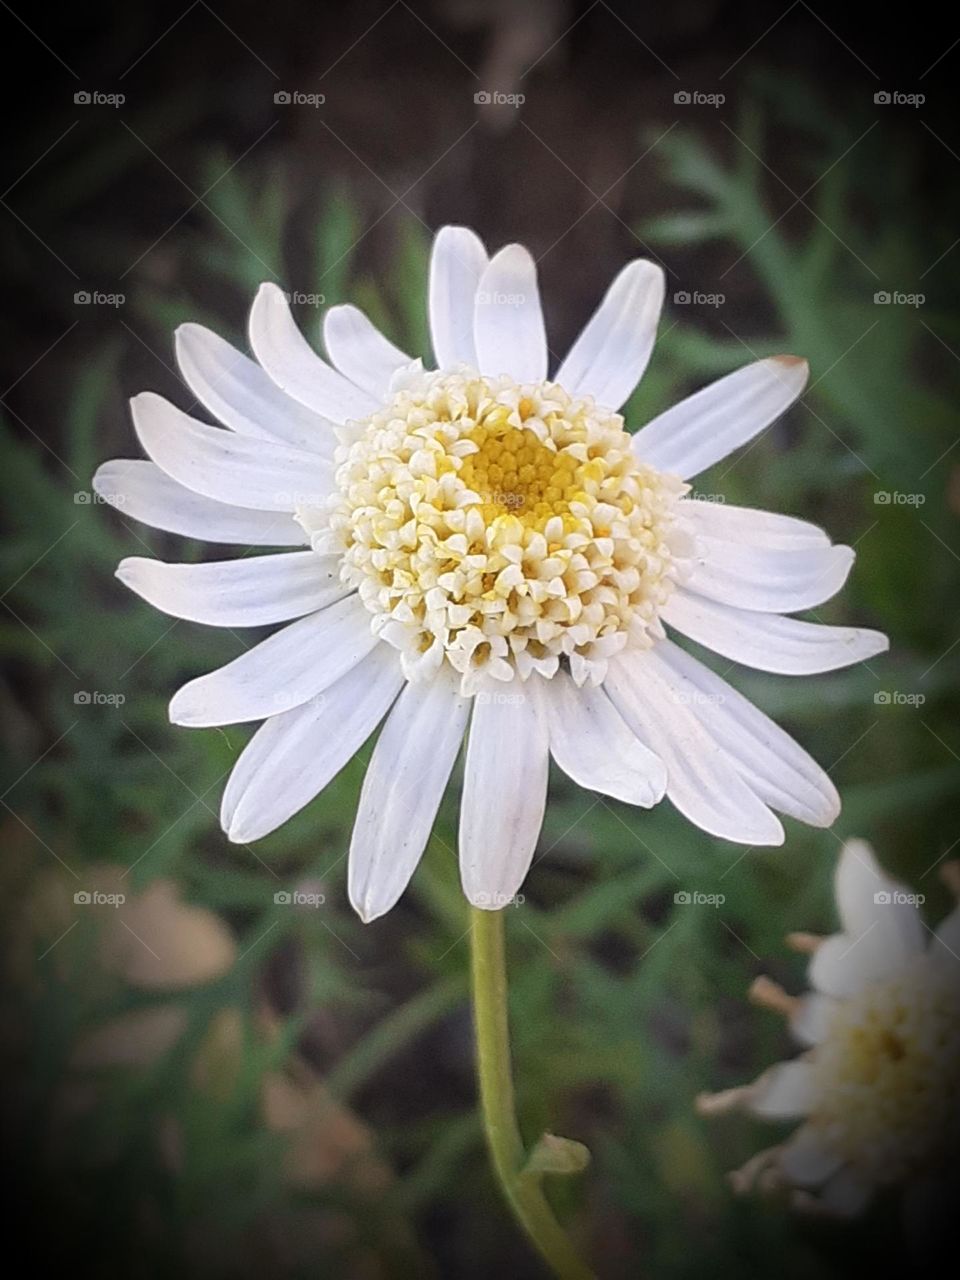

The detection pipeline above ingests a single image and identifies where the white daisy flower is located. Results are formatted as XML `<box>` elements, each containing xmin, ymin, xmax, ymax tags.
<box><xmin>698</xmin><ymin>840</ymin><xmax>960</xmax><ymax>1216</ymax></box>
<box><xmin>95</xmin><ymin>226</ymin><xmax>888</xmax><ymax>922</ymax></box>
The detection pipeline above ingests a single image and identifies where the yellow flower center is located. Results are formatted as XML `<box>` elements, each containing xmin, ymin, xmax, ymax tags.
<box><xmin>810</xmin><ymin>959</ymin><xmax>960</xmax><ymax>1184</ymax></box>
<box><xmin>323</xmin><ymin>369</ymin><xmax>688</xmax><ymax>692</ymax></box>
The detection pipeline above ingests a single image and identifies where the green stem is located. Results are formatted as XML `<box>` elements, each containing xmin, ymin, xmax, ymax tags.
<box><xmin>469</xmin><ymin>907</ymin><xmax>594</xmax><ymax>1280</ymax></box>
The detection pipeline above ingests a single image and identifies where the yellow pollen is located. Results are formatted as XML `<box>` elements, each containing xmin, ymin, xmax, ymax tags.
<box><xmin>326</xmin><ymin>369</ymin><xmax>689</xmax><ymax>691</ymax></box>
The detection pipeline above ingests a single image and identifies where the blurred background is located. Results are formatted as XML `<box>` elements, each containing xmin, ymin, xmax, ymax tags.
<box><xmin>2</xmin><ymin>2</ymin><xmax>959</xmax><ymax>1276</ymax></box>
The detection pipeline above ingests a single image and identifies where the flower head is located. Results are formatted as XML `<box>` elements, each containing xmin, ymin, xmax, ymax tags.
<box><xmin>96</xmin><ymin>226</ymin><xmax>888</xmax><ymax>920</ymax></box>
<box><xmin>698</xmin><ymin>840</ymin><xmax>960</xmax><ymax>1215</ymax></box>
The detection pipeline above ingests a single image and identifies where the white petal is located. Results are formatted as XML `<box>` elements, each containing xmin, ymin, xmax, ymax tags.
<box><xmin>604</xmin><ymin>650</ymin><xmax>784</xmax><ymax>845</ymax></box>
<box><xmin>349</xmin><ymin>666</ymin><xmax>469</xmax><ymax>922</ymax></box>
<box><xmin>322</xmin><ymin>304</ymin><xmax>411</xmax><ymax>399</ymax></box>
<box><xmin>459</xmin><ymin>686</ymin><xmax>549</xmax><ymax>908</ymax></box>
<box><xmin>174</xmin><ymin>323</ymin><xmax>335</xmax><ymax>455</ymax></box>
<box><xmin>789</xmin><ymin>993</ymin><xmax>839</xmax><ymax>1047</ymax></box>
<box><xmin>662</xmin><ymin>591</ymin><xmax>889</xmax><ymax>674</ymax></box>
<box><xmin>248</xmin><ymin>283</ymin><xmax>379</xmax><ymax>423</ymax></box>
<box><xmin>116</xmin><ymin>552</ymin><xmax>347</xmax><ymax>627</ymax></box>
<box><xmin>554</xmin><ymin>259</ymin><xmax>664</xmax><ymax>410</ymax></box>
<box><xmin>92</xmin><ymin>460</ymin><xmax>306</xmax><ymax>546</ymax></box>
<box><xmin>532</xmin><ymin>670</ymin><xmax>666</xmax><ymax>806</ymax></box>
<box><xmin>473</xmin><ymin>245</ymin><xmax>547</xmax><ymax>383</ymax></box>
<box><xmin>681</xmin><ymin>499</ymin><xmax>831</xmax><ymax>549</ymax></box>
<box><xmin>428</xmin><ymin>225</ymin><xmax>488</xmax><ymax>369</ymax></box>
<box><xmin>808</xmin><ymin>840</ymin><xmax>926</xmax><ymax>997</ymax></box>
<box><xmin>132</xmin><ymin>392</ymin><xmax>332</xmax><ymax>512</ymax></box>
<box><xmin>748</xmin><ymin>1060</ymin><xmax>817</xmax><ymax>1119</ymax></box>
<box><xmin>632</xmin><ymin>356</ymin><xmax>808</xmax><ymax>479</ymax></box>
<box><xmin>835</xmin><ymin>839</ymin><xmax>925</xmax><ymax>944</ymax></box>
<box><xmin>169</xmin><ymin>595</ymin><xmax>377</xmax><ymax>727</ymax></box>
<box><xmin>222</xmin><ymin>645</ymin><xmax>403</xmax><ymax>842</ymax></box>
<box><xmin>655</xmin><ymin>639</ymin><xmax>839</xmax><ymax>827</ymax></box>
<box><xmin>778</xmin><ymin>1128</ymin><xmax>845</xmax><ymax>1186</ymax></box>
<box><xmin>686</xmin><ymin>539</ymin><xmax>855</xmax><ymax>613</ymax></box>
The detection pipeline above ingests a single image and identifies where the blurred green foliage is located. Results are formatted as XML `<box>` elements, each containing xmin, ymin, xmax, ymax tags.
<box><xmin>2</xmin><ymin>77</ymin><xmax>958</xmax><ymax>1279</ymax></box>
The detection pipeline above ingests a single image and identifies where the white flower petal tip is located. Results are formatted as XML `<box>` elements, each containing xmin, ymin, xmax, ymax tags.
<box><xmin>662</xmin><ymin>593</ymin><xmax>889</xmax><ymax>675</ymax></box>
<box><xmin>429</xmin><ymin>225</ymin><xmax>488</xmax><ymax>369</ymax></box>
<box><xmin>322</xmin><ymin>303</ymin><xmax>411</xmax><ymax>399</ymax></box>
<box><xmin>92</xmin><ymin>459</ymin><xmax>308</xmax><ymax>547</ymax></box>
<box><xmin>348</xmin><ymin>670</ymin><xmax>469</xmax><ymax>924</ymax></box>
<box><xmin>605</xmin><ymin>652</ymin><xmax>786</xmax><ymax>846</ymax></box>
<box><xmin>173</xmin><ymin>321</ymin><xmax>335</xmax><ymax>454</ymax></box>
<box><xmin>130</xmin><ymin>390</ymin><xmax>333</xmax><ymax>514</ymax></box>
<box><xmin>556</xmin><ymin>258</ymin><xmax>665</xmax><ymax>410</ymax></box>
<box><xmin>473</xmin><ymin>243</ymin><xmax>547</xmax><ymax>383</ymax></box>
<box><xmin>248</xmin><ymin>282</ymin><xmax>378</xmax><ymax>423</ymax></box>
<box><xmin>220</xmin><ymin>646</ymin><xmax>404</xmax><ymax>844</ymax></box>
<box><xmin>115</xmin><ymin>552</ymin><xmax>346</xmax><ymax>628</ymax></box>
<box><xmin>633</xmin><ymin>353</ymin><xmax>809</xmax><ymax>480</ymax></box>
